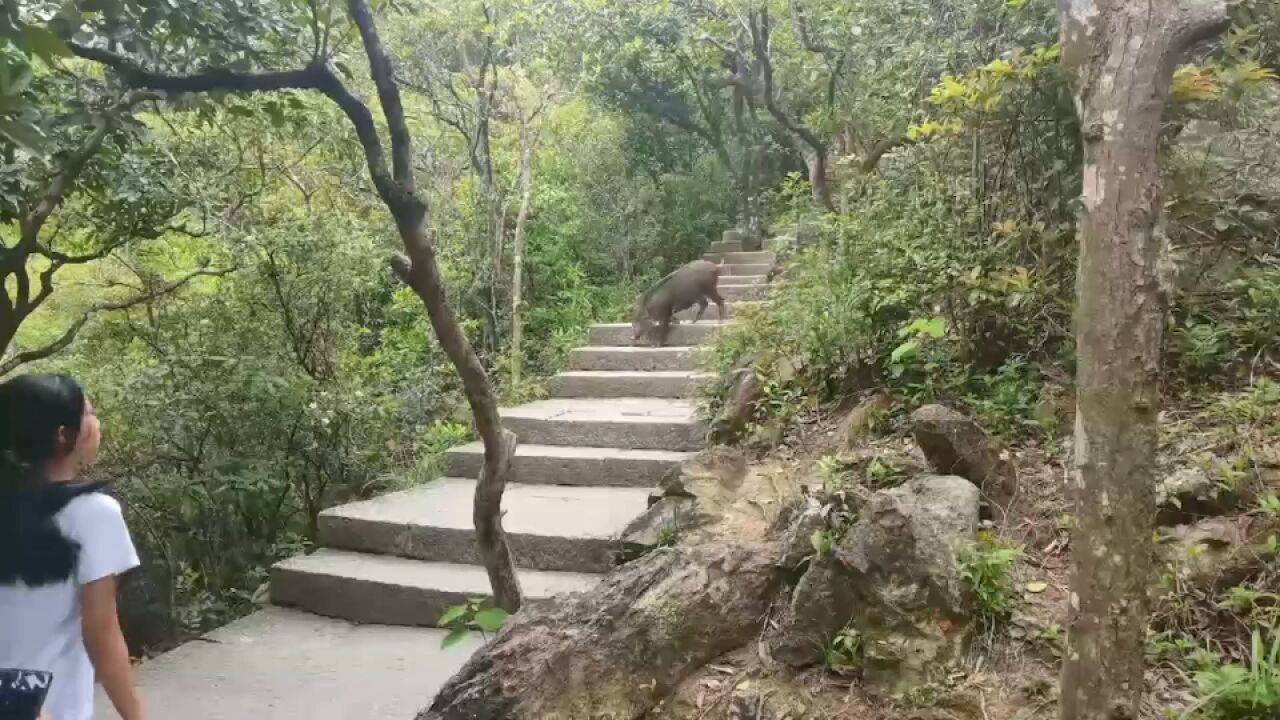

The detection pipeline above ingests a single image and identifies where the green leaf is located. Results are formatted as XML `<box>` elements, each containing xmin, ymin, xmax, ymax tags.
<box><xmin>0</xmin><ymin>116</ymin><xmax>45</xmax><ymax>150</ymax></box>
<box><xmin>437</xmin><ymin>604</ymin><xmax>469</xmax><ymax>627</ymax></box>
<box><xmin>440</xmin><ymin>627</ymin><xmax>470</xmax><ymax>649</ymax></box>
<box><xmin>20</xmin><ymin>23</ymin><xmax>73</xmax><ymax>62</ymax></box>
<box><xmin>890</xmin><ymin>339</ymin><xmax>919</xmax><ymax>364</ymax></box>
<box><xmin>472</xmin><ymin>607</ymin><xmax>509</xmax><ymax>633</ymax></box>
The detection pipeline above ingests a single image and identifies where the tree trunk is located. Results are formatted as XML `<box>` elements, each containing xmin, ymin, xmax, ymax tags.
<box><xmin>804</xmin><ymin>147</ymin><xmax>835</xmax><ymax>215</ymax></box>
<box><xmin>391</xmin><ymin>229</ymin><xmax>523</xmax><ymax>613</ymax></box>
<box><xmin>510</xmin><ymin>119</ymin><xmax>538</xmax><ymax>388</ymax></box>
<box><xmin>1056</xmin><ymin>2</ymin><xmax>1226</xmax><ymax>719</ymax></box>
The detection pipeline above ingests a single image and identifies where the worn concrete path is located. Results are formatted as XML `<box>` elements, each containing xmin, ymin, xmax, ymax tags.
<box><xmin>95</xmin><ymin>608</ymin><xmax>480</xmax><ymax>719</ymax></box>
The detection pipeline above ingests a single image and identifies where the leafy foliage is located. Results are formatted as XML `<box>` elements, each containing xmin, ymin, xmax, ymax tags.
<box><xmin>438</xmin><ymin>597</ymin><xmax>510</xmax><ymax>650</ymax></box>
<box><xmin>1192</xmin><ymin>628</ymin><xmax>1280</xmax><ymax>720</ymax></box>
<box><xmin>956</xmin><ymin>530</ymin><xmax>1022</xmax><ymax>630</ymax></box>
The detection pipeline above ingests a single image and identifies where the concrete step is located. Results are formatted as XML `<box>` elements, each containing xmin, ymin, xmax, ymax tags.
<box><xmin>717</xmin><ymin>283</ymin><xmax>770</xmax><ymax>302</ymax></box>
<box><xmin>705</xmin><ymin>251</ymin><xmax>774</xmax><ymax>264</ymax></box>
<box><xmin>674</xmin><ymin>301</ymin><xmax>763</xmax><ymax>322</ymax></box>
<box><xmin>271</xmin><ymin>549</ymin><xmax>598</xmax><ymax>627</ymax></box>
<box><xmin>550</xmin><ymin>370</ymin><xmax>713</xmax><ymax>399</ymax></box>
<box><xmin>95</xmin><ymin>607</ymin><xmax>478</xmax><ymax>720</ymax></box>
<box><xmin>723</xmin><ymin>263</ymin><xmax>771</xmax><ymax>276</ymax></box>
<box><xmin>568</xmin><ymin>346</ymin><xmax>696</xmax><ymax>372</ymax></box>
<box><xmin>723</xmin><ymin>274</ymin><xmax>767</xmax><ymax>285</ymax></box>
<box><xmin>500</xmin><ymin>397</ymin><xmax>703</xmax><ymax>451</ymax></box>
<box><xmin>588</xmin><ymin>321</ymin><xmax>723</xmax><ymax>347</ymax></box>
<box><xmin>444</xmin><ymin>442</ymin><xmax>690</xmax><ymax>487</ymax></box>
<box><xmin>318</xmin><ymin>477</ymin><xmax>651</xmax><ymax>573</ymax></box>
<box><xmin>706</xmin><ymin>240</ymin><xmax>742</xmax><ymax>254</ymax></box>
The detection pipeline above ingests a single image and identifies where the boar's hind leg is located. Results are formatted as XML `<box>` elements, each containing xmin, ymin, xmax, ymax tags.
<box><xmin>691</xmin><ymin>297</ymin><xmax>709</xmax><ymax>323</ymax></box>
<box><xmin>708</xmin><ymin>288</ymin><xmax>726</xmax><ymax>323</ymax></box>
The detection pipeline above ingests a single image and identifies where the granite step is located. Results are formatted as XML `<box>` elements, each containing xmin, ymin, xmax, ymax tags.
<box><xmin>317</xmin><ymin>477</ymin><xmax>651</xmax><ymax>573</ymax></box>
<box><xmin>500</xmin><ymin>397</ymin><xmax>703</xmax><ymax>451</ymax></box>
<box><xmin>674</xmin><ymin>301</ymin><xmax>763</xmax><ymax>322</ymax></box>
<box><xmin>271</xmin><ymin>549</ymin><xmax>598</xmax><ymax>627</ymax></box>
<box><xmin>588</xmin><ymin>321</ymin><xmax>723</xmax><ymax>347</ymax></box>
<box><xmin>722</xmin><ymin>263</ymin><xmax>771</xmax><ymax>277</ymax></box>
<box><xmin>568</xmin><ymin>346</ymin><xmax>696</xmax><ymax>372</ymax></box>
<box><xmin>704</xmin><ymin>250</ymin><xmax>774</xmax><ymax>265</ymax></box>
<box><xmin>444</xmin><ymin>442</ymin><xmax>690</xmax><ymax>487</ymax></box>
<box><xmin>549</xmin><ymin>370</ymin><xmax>712</xmax><ymax>399</ymax></box>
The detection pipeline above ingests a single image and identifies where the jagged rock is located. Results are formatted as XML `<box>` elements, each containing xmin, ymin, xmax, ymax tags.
<box><xmin>769</xmin><ymin>554</ymin><xmax>859</xmax><ymax>666</ymax></box>
<box><xmin>714</xmin><ymin>367</ymin><xmax>763</xmax><ymax>439</ymax></box>
<box><xmin>769</xmin><ymin>475</ymin><xmax>981</xmax><ymax>694</ymax></box>
<box><xmin>838</xmin><ymin>392</ymin><xmax>893</xmax><ymax>450</ymax></box>
<box><xmin>910</xmin><ymin>404</ymin><xmax>1016</xmax><ymax>509</ymax></box>
<box><xmin>1155</xmin><ymin>466</ymin><xmax>1241</xmax><ymax>526</ymax></box>
<box><xmin>1160</xmin><ymin>515</ymin><xmax>1280</xmax><ymax>593</ymax></box>
<box><xmin>421</xmin><ymin>544</ymin><xmax>780</xmax><ymax>720</ymax></box>
<box><xmin>777</xmin><ymin>494</ymin><xmax>826</xmax><ymax>569</ymax></box>
<box><xmin>619</xmin><ymin>497</ymin><xmax>714</xmax><ymax>561</ymax></box>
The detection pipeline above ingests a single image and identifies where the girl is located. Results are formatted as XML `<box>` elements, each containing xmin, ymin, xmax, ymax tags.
<box><xmin>0</xmin><ymin>374</ymin><xmax>143</xmax><ymax>720</ymax></box>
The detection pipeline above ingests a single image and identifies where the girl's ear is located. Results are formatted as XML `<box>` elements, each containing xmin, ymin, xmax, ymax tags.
<box><xmin>53</xmin><ymin>425</ymin><xmax>78</xmax><ymax>457</ymax></box>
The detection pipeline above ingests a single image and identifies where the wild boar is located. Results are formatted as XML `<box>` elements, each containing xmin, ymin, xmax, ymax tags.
<box><xmin>631</xmin><ymin>259</ymin><xmax>726</xmax><ymax>347</ymax></box>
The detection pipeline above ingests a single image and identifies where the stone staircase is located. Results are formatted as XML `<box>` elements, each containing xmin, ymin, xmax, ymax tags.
<box><xmin>269</xmin><ymin>243</ymin><xmax>775</xmax><ymax>628</ymax></box>
<box><xmin>95</xmin><ymin>240</ymin><xmax>775</xmax><ymax>720</ymax></box>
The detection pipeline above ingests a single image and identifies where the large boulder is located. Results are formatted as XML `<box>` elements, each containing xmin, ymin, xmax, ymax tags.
<box><xmin>421</xmin><ymin>543</ymin><xmax>780</xmax><ymax>720</ymax></box>
<box><xmin>910</xmin><ymin>404</ymin><xmax>1016</xmax><ymax>510</ymax></box>
<box><xmin>770</xmin><ymin>475</ymin><xmax>981</xmax><ymax>694</ymax></box>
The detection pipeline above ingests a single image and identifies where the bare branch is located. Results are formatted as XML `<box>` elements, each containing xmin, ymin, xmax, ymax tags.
<box><xmin>346</xmin><ymin>0</ymin><xmax>415</xmax><ymax>191</ymax></box>
<box><xmin>750</xmin><ymin>8</ymin><xmax>825</xmax><ymax>156</ymax></box>
<box><xmin>861</xmin><ymin>135</ymin><xmax>915</xmax><ymax>172</ymax></box>
<box><xmin>69</xmin><ymin>42</ymin><xmax>327</xmax><ymax>94</ymax></box>
<box><xmin>0</xmin><ymin>266</ymin><xmax>234</xmax><ymax>376</ymax></box>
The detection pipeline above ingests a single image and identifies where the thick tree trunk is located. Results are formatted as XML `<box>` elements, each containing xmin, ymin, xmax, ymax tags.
<box><xmin>1056</xmin><ymin>2</ymin><xmax>1226</xmax><ymax>719</ymax></box>
<box><xmin>510</xmin><ymin>122</ymin><xmax>537</xmax><ymax>388</ymax></box>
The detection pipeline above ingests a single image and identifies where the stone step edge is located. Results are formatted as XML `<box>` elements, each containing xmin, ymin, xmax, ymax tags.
<box><xmin>271</xmin><ymin>549</ymin><xmax>599</xmax><ymax>627</ymax></box>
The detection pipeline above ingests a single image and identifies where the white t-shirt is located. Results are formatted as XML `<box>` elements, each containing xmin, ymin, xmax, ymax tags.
<box><xmin>0</xmin><ymin>492</ymin><xmax>140</xmax><ymax>720</ymax></box>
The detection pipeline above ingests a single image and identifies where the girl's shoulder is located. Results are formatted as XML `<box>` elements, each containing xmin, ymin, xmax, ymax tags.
<box><xmin>54</xmin><ymin>485</ymin><xmax>118</xmax><ymax>526</ymax></box>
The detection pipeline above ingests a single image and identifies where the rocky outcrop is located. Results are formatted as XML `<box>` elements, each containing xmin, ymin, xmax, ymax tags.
<box><xmin>421</xmin><ymin>543</ymin><xmax>780</xmax><ymax>720</ymax></box>
<box><xmin>1155</xmin><ymin>466</ymin><xmax>1242</xmax><ymax>526</ymax></box>
<box><xmin>769</xmin><ymin>475</ymin><xmax>981</xmax><ymax>694</ymax></box>
<box><xmin>910</xmin><ymin>404</ymin><xmax>1016</xmax><ymax>510</ymax></box>
<box><xmin>1160</xmin><ymin>515</ymin><xmax>1280</xmax><ymax>594</ymax></box>
<box><xmin>619</xmin><ymin>497</ymin><xmax>714</xmax><ymax>561</ymax></box>
<box><xmin>713</xmin><ymin>367</ymin><xmax>763</xmax><ymax>440</ymax></box>
<box><xmin>838</xmin><ymin>392</ymin><xmax>894</xmax><ymax>450</ymax></box>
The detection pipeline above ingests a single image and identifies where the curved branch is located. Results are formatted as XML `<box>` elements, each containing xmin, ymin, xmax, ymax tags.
<box><xmin>861</xmin><ymin>135</ymin><xmax>915</xmax><ymax>172</ymax></box>
<box><xmin>346</xmin><ymin>0</ymin><xmax>415</xmax><ymax>191</ymax></box>
<box><xmin>750</xmin><ymin>9</ymin><xmax>825</xmax><ymax>156</ymax></box>
<box><xmin>68</xmin><ymin>42</ymin><xmax>325</xmax><ymax>94</ymax></box>
<box><xmin>0</xmin><ymin>266</ymin><xmax>234</xmax><ymax>376</ymax></box>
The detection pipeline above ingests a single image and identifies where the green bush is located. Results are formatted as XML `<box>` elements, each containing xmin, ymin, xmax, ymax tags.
<box><xmin>956</xmin><ymin>530</ymin><xmax>1022</xmax><ymax>630</ymax></box>
<box><xmin>1193</xmin><ymin>627</ymin><xmax>1280</xmax><ymax>720</ymax></box>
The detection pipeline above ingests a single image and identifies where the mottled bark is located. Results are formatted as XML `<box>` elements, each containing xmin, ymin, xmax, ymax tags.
<box><xmin>1056</xmin><ymin>2</ymin><xmax>1227</xmax><ymax>719</ymax></box>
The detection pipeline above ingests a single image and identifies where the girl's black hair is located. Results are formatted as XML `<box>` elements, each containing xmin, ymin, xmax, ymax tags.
<box><xmin>0</xmin><ymin>373</ymin><xmax>103</xmax><ymax>587</ymax></box>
